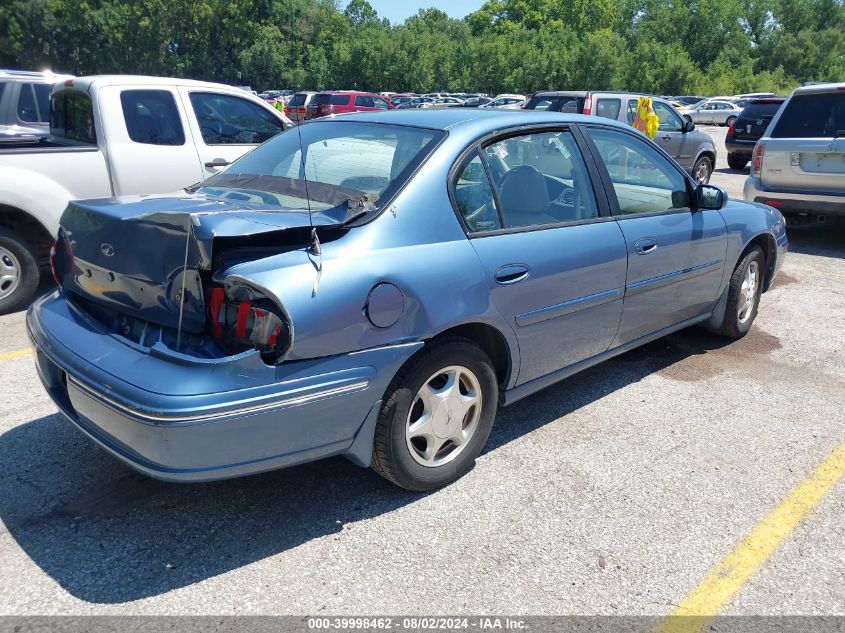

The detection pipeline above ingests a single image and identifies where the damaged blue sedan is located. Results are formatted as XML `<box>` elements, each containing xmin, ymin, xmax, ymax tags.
<box><xmin>28</xmin><ymin>109</ymin><xmax>788</xmax><ymax>490</ymax></box>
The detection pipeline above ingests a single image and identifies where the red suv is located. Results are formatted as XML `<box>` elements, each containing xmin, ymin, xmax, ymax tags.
<box><xmin>306</xmin><ymin>91</ymin><xmax>394</xmax><ymax>119</ymax></box>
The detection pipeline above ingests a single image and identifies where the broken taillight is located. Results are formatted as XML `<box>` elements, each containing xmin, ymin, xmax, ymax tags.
<box><xmin>49</xmin><ymin>229</ymin><xmax>73</xmax><ymax>287</ymax></box>
<box><xmin>208</xmin><ymin>284</ymin><xmax>291</xmax><ymax>364</ymax></box>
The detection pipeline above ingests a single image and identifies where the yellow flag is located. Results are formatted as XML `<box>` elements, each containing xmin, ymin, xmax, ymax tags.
<box><xmin>632</xmin><ymin>97</ymin><xmax>660</xmax><ymax>139</ymax></box>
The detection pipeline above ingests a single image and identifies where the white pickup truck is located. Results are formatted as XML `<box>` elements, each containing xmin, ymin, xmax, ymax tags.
<box><xmin>0</xmin><ymin>75</ymin><xmax>292</xmax><ymax>312</ymax></box>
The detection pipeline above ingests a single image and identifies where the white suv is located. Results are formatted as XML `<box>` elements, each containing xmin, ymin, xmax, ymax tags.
<box><xmin>0</xmin><ymin>70</ymin><xmax>73</xmax><ymax>142</ymax></box>
<box><xmin>744</xmin><ymin>82</ymin><xmax>845</xmax><ymax>222</ymax></box>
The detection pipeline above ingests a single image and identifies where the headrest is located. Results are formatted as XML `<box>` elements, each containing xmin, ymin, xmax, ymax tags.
<box><xmin>498</xmin><ymin>165</ymin><xmax>549</xmax><ymax>215</ymax></box>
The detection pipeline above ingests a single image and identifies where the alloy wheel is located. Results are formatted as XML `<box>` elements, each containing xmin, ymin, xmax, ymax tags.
<box><xmin>0</xmin><ymin>247</ymin><xmax>21</xmax><ymax>302</ymax></box>
<box><xmin>738</xmin><ymin>260</ymin><xmax>759</xmax><ymax>324</ymax></box>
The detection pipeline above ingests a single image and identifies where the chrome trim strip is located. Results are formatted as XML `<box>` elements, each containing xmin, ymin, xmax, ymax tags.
<box><xmin>625</xmin><ymin>259</ymin><xmax>722</xmax><ymax>297</ymax></box>
<box><xmin>67</xmin><ymin>375</ymin><xmax>369</xmax><ymax>424</ymax></box>
<box><xmin>515</xmin><ymin>287</ymin><xmax>622</xmax><ymax>327</ymax></box>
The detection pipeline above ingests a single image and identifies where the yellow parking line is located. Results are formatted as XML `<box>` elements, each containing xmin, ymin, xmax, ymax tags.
<box><xmin>0</xmin><ymin>347</ymin><xmax>32</xmax><ymax>361</ymax></box>
<box><xmin>656</xmin><ymin>440</ymin><xmax>845</xmax><ymax>633</ymax></box>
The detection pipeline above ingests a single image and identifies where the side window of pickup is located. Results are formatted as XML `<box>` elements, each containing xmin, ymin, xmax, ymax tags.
<box><xmin>120</xmin><ymin>90</ymin><xmax>186</xmax><ymax>146</ymax></box>
<box><xmin>189</xmin><ymin>92</ymin><xmax>285</xmax><ymax>145</ymax></box>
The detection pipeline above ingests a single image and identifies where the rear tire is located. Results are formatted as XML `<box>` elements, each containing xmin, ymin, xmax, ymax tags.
<box><xmin>0</xmin><ymin>228</ymin><xmax>40</xmax><ymax>315</ymax></box>
<box><xmin>727</xmin><ymin>153</ymin><xmax>748</xmax><ymax>170</ymax></box>
<box><xmin>715</xmin><ymin>245</ymin><xmax>765</xmax><ymax>339</ymax></box>
<box><xmin>371</xmin><ymin>338</ymin><xmax>498</xmax><ymax>491</ymax></box>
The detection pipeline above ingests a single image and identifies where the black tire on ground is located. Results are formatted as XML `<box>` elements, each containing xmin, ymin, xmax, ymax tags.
<box><xmin>727</xmin><ymin>153</ymin><xmax>748</xmax><ymax>170</ymax></box>
<box><xmin>715</xmin><ymin>245</ymin><xmax>765</xmax><ymax>339</ymax></box>
<box><xmin>692</xmin><ymin>155</ymin><xmax>713</xmax><ymax>184</ymax></box>
<box><xmin>371</xmin><ymin>337</ymin><xmax>498</xmax><ymax>491</ymax></box>
<box><xmin>0</xmin><ymin>228</ymin><xmax>40</xmax><ymax>315</ymax></box>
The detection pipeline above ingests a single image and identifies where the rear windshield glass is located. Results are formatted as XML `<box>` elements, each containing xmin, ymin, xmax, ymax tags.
<box><xmin>741</xmin><ymin>101</ymin><xmax>783</xmax><ymax>118</ymax></box>
<box><xmin>772</xmin><ymin>92</ymin><xmax>845</xmax><ymax>138</ymax></box>
<box><xmin>50</xmin><ymin>90</ymin><xmax>97</xmax><ymax>144</ymax></box>
<box><xmin>291</xmin><ymin>93</ymin><xmax>308</xmax><ymax>106</ymax></box>
<box><xmin>198</xmin><ymin>121</ymin><xmax>444</xmax><ymax>219</ymax></box>
<box><xmin>525</xmin><ymin>95</ymin><xmax>584</xmax><ymax>113</ymax></box>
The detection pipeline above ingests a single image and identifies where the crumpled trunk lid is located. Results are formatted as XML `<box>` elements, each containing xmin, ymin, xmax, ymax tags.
<box><xmin>56</xmin><ymin>193</ymin><xmax>336</xmax><ymax>333</ymax></box>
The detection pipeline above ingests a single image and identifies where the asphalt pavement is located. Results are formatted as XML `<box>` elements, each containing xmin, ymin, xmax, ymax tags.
<box><xmin>0</xmin><ymin>126</ymin><xmax>842</xmax><ymax>616</ymax></box>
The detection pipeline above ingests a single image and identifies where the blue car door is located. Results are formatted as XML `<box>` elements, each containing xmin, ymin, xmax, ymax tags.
<box><xmin>451</xmin><ymin>128</ymin><xmax>628</xmax><ymax>386</ymax></box>
<box><xmin>583</xmin><ymin>126</ymin><xmax>727</xmax><ymax>345</ymax></box>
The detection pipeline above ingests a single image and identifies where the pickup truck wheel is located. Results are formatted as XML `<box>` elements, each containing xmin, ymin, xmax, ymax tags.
<box><xmin>371</xmin><ymin>338</ymin><xmax>498</xmax><ymax>491</ymax></box>
<box><xmin>716</xmin><ymin>245</ymin><xmax>765</xmax><ymax>339</ymax></box>
<box><xmin>0</xmin><ymin>228</ymin><xmax>40</xmax><ymax>314</ymax></box>
<box><xmin>692</xmin><ymin>156</ymin><xmax>712</xmax><ymax>184</ymax></box>
<box><xmin>727</xmin><ymin>153</ymin><xmax>748</xmax><ymax>170</ymax></box>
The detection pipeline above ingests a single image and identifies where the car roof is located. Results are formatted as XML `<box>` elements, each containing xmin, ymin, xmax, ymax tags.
<box><xmin>64</xmin><ymin>75</ymin><xmax>259</xmax><ymax>92</ymax></box>
<box><xmin>532</xmin><ymin>91</ymin><xmax>589</xmax><ymax>98</ymax></box>
<box><xmin>792</xmin><ymin>82</ymin><xmax>845</xmax><ymax>95</ymax></box>
<box><xmin>304</xmin><ymin>108</ymin><xmax>632</xmax><ymax>134</ymax></box>
<box><xmin>0</xmin><ymin>69</ymin><xmax>73</xmax><ymax>82</ymax></box>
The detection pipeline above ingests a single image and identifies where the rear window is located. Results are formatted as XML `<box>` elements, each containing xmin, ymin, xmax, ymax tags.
<box><xmin>198</xmin><ymin>121</ymin><xmax>444</xmax><ymax>218</ymax></box>
<box><xmin>524</xmin><ymin>95</ymin><xmax>584</xmax><ymax>113</ymax></box>
<box><xmin>120</xmin><ymin>89</ymin><xmax>185</xmax><ymax>145</ymax></box>
<box><xmin>741</xmin><ymin>101</ymin><xmax>783</xmax><ymax>119</ymax></box>
<box><xmin>772</xmin><ymin>92</ymin><xmax>845</xmax><ymax>138</ymax></box>
<box><xmin>50</xmin><ymin>90</ymin><xmax>97</xmax><ymax>144</ymax></box>
<box><xmin>17</xmin><ymin>83</ymin><xmax>52</xmax><ymax>123</ymax></box>
<box><xmin>291</xmin><ymin>93</ymin><xmax>308</xmax><ymax>106</ymax></box>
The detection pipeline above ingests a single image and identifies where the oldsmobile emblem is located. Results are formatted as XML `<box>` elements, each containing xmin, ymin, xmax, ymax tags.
<box><xmin>100</xmin><ymin>243</ymin><xmax>115</xmax><ymax>257</ymax></box>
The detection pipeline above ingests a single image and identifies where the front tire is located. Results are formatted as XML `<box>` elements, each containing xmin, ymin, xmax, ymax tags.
<box><xmin>715</xmin><ymin>245</ymin><xmax>765</xmax><ymax>339</ymax></box>
<box><xmin>371</xmin><ymin>338</ymin><xmax>498</xmax><ymax>491</ymax></box>
<box><xmin>0</xmin><ymin>228</ymin><xmax>40</xmax><ymax>315</ymax></box>
<box><xmin>727</xmin><ymin>153</ymin><xmax>748</xmax><ymax>170</ymax></box>
<box><xmin>692</xmin><ymin>156</ymin><xmax>712</xmax><ymax>184</ymax></box>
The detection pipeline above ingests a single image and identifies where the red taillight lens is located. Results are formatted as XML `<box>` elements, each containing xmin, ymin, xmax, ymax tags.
<box><xmin>208</xmin><ymin>284</ymin><xmax>290</xmax><ymax>363</ymax></box>
<box><xmin>727</xmin><ymin>119</ymin><xmax>735</xmax><ymax>136</ymax></box>
<box><xmin>582</xmin><ymin>95</ymin><xmax>592</xmax><ymax>115</ymax></box>
<box><xmin>49</xmin><ymin>243</ymin><xmax>60</xmax><ymax>286</ymax></box>
<box><xmin>752</xmin><ymin>143</ymin><xmax>765</xmax><ymax>175</ymax></box>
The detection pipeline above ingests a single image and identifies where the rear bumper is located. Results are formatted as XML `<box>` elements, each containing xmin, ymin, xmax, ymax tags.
<box><xmin>725</xmin><ymin>137</ymin><xmax>757</xmax><ymax>157</ymax></box>
<box><xmin>743</xmin><ymin>177</ymin><xmax>845</xmax><ymax>217</ymax></box>
<box><xmin>27</xmin><ymin>291</ymin><xmax>421</xmax><ymax>482</ymax></box>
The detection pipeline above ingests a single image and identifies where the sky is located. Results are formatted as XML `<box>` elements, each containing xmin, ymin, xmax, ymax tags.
<box><xmin>346</xmin><ymin>0</ymin><xmax>486</xmax><ymax>24</ymax></box>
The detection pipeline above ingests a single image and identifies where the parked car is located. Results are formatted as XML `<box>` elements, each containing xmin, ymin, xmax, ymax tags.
<box><xmin>679</xmin><ymin>99</ymin><xmax>743</xmax><ymax>126</ymax></box>
<box><xmin>725</xmin><ymin>97</ymin><xmax>785</xmax><ymax>170</ymax></box>
<box><xmin>0</xmin><ymin>75</ymin><xmax>292</xmax><ymax>313</ymax></box>
<box><xmin>482</xmin><ymin>94</ymin><xmax>526</xmax><ymax>109</ymax></box>
<box><xmin>306</xmin><ymin>91</ymin><xmax>393</xmax><ymax>119</ymax></box>
<box><xmin>28</xmin><ymin>109</ymin><xmax>786</xmax><ymax>491</ymax></box>
<box><xmin>434</xmin><ymin>97</ymin><xmax>465</xmax><ymax>107</ymax></box>
<box><xmin>460</xmin><ymin>96</ymin><xmax>493</xmax><ymax>107</ymax></box>
<box><xmin>0</xmin><ymin>69</ymin><xmax>73</xmax><ymax>143</ymax></box>
<box><xmin>744</xmin><ymin>82</ymin><xmax>845</xmax><ymax>222</ymax></box>
<box><xmin>397</xmin><ymin>97</ymin><xmax>437</xmax><ymax>109</ymax></box>
<box><xmin>525</xmin><ymin>90</ymin><xmax>717</xmax><ymax>183</ymax></box>
<box><xmin>285</xmin><ymin>91</ymin><xmax>316</xmax><ymax>124</ymax></box>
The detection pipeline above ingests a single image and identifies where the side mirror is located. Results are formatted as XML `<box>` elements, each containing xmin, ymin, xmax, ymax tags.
<box><xmin>697</xmin><ymin>184</ymin><xmax>727</xmax><ymax>210</ymax></box>
<box><xmin>682</xmin><ymin>119</ymin><xmax>695</xmax><ymax>133</ymax></box>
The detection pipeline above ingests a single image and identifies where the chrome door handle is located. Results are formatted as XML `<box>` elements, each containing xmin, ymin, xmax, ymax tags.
<box><xmin>495</xmin><ymin>263</ymin><xmax>530</xmax><ymax>285</ymax></box>
<box><xmin>635</xmin><ymin>238</ymin><xmax>658</xmax><ymax>254</ymax></box>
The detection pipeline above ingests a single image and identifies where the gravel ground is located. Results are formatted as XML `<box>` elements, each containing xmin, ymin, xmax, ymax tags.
<box><xmin>0</xmin><ymin>126</ymin><xmax>842</xmax><ymax>616</ymax></box>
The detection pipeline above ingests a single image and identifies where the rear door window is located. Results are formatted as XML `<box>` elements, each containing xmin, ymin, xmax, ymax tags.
<box><xmin>355</xmin><ymin>95</ymin><xmax>374</xmax><ymax>108</ymax></box>
<box><xmin>771</xmin><ymin>92</ymin><xmax>845</xmax><ymax>138</ymax></box>
<box><xmin>120</xmin><ymin>89</ymin><xmax>185</xmax><ymax>145</ymax></box>
<box><xmin>330</xmin><ymin>94</ymin><xmax>351</xmax><ymax>106</ymax></box>
<box><xmin>50</xmin><ymin>90</ymin><xmax>97</xmax><ymax>144</ymax></box>
<box><xmin>189</xmin><ymin>92</ymin><xmax>285</xmax><ymax>145</ymax></box>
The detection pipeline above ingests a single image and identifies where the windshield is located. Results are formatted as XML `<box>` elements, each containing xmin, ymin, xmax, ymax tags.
<box><xmin>525</xmin><ymin>95</ymin><xmax>584</xmax><ymax>113</ymax></box>
<box><xmin>198</xmin><ymin>121</ymin><xmax>444</xmax><ymax>218</ymax></box>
